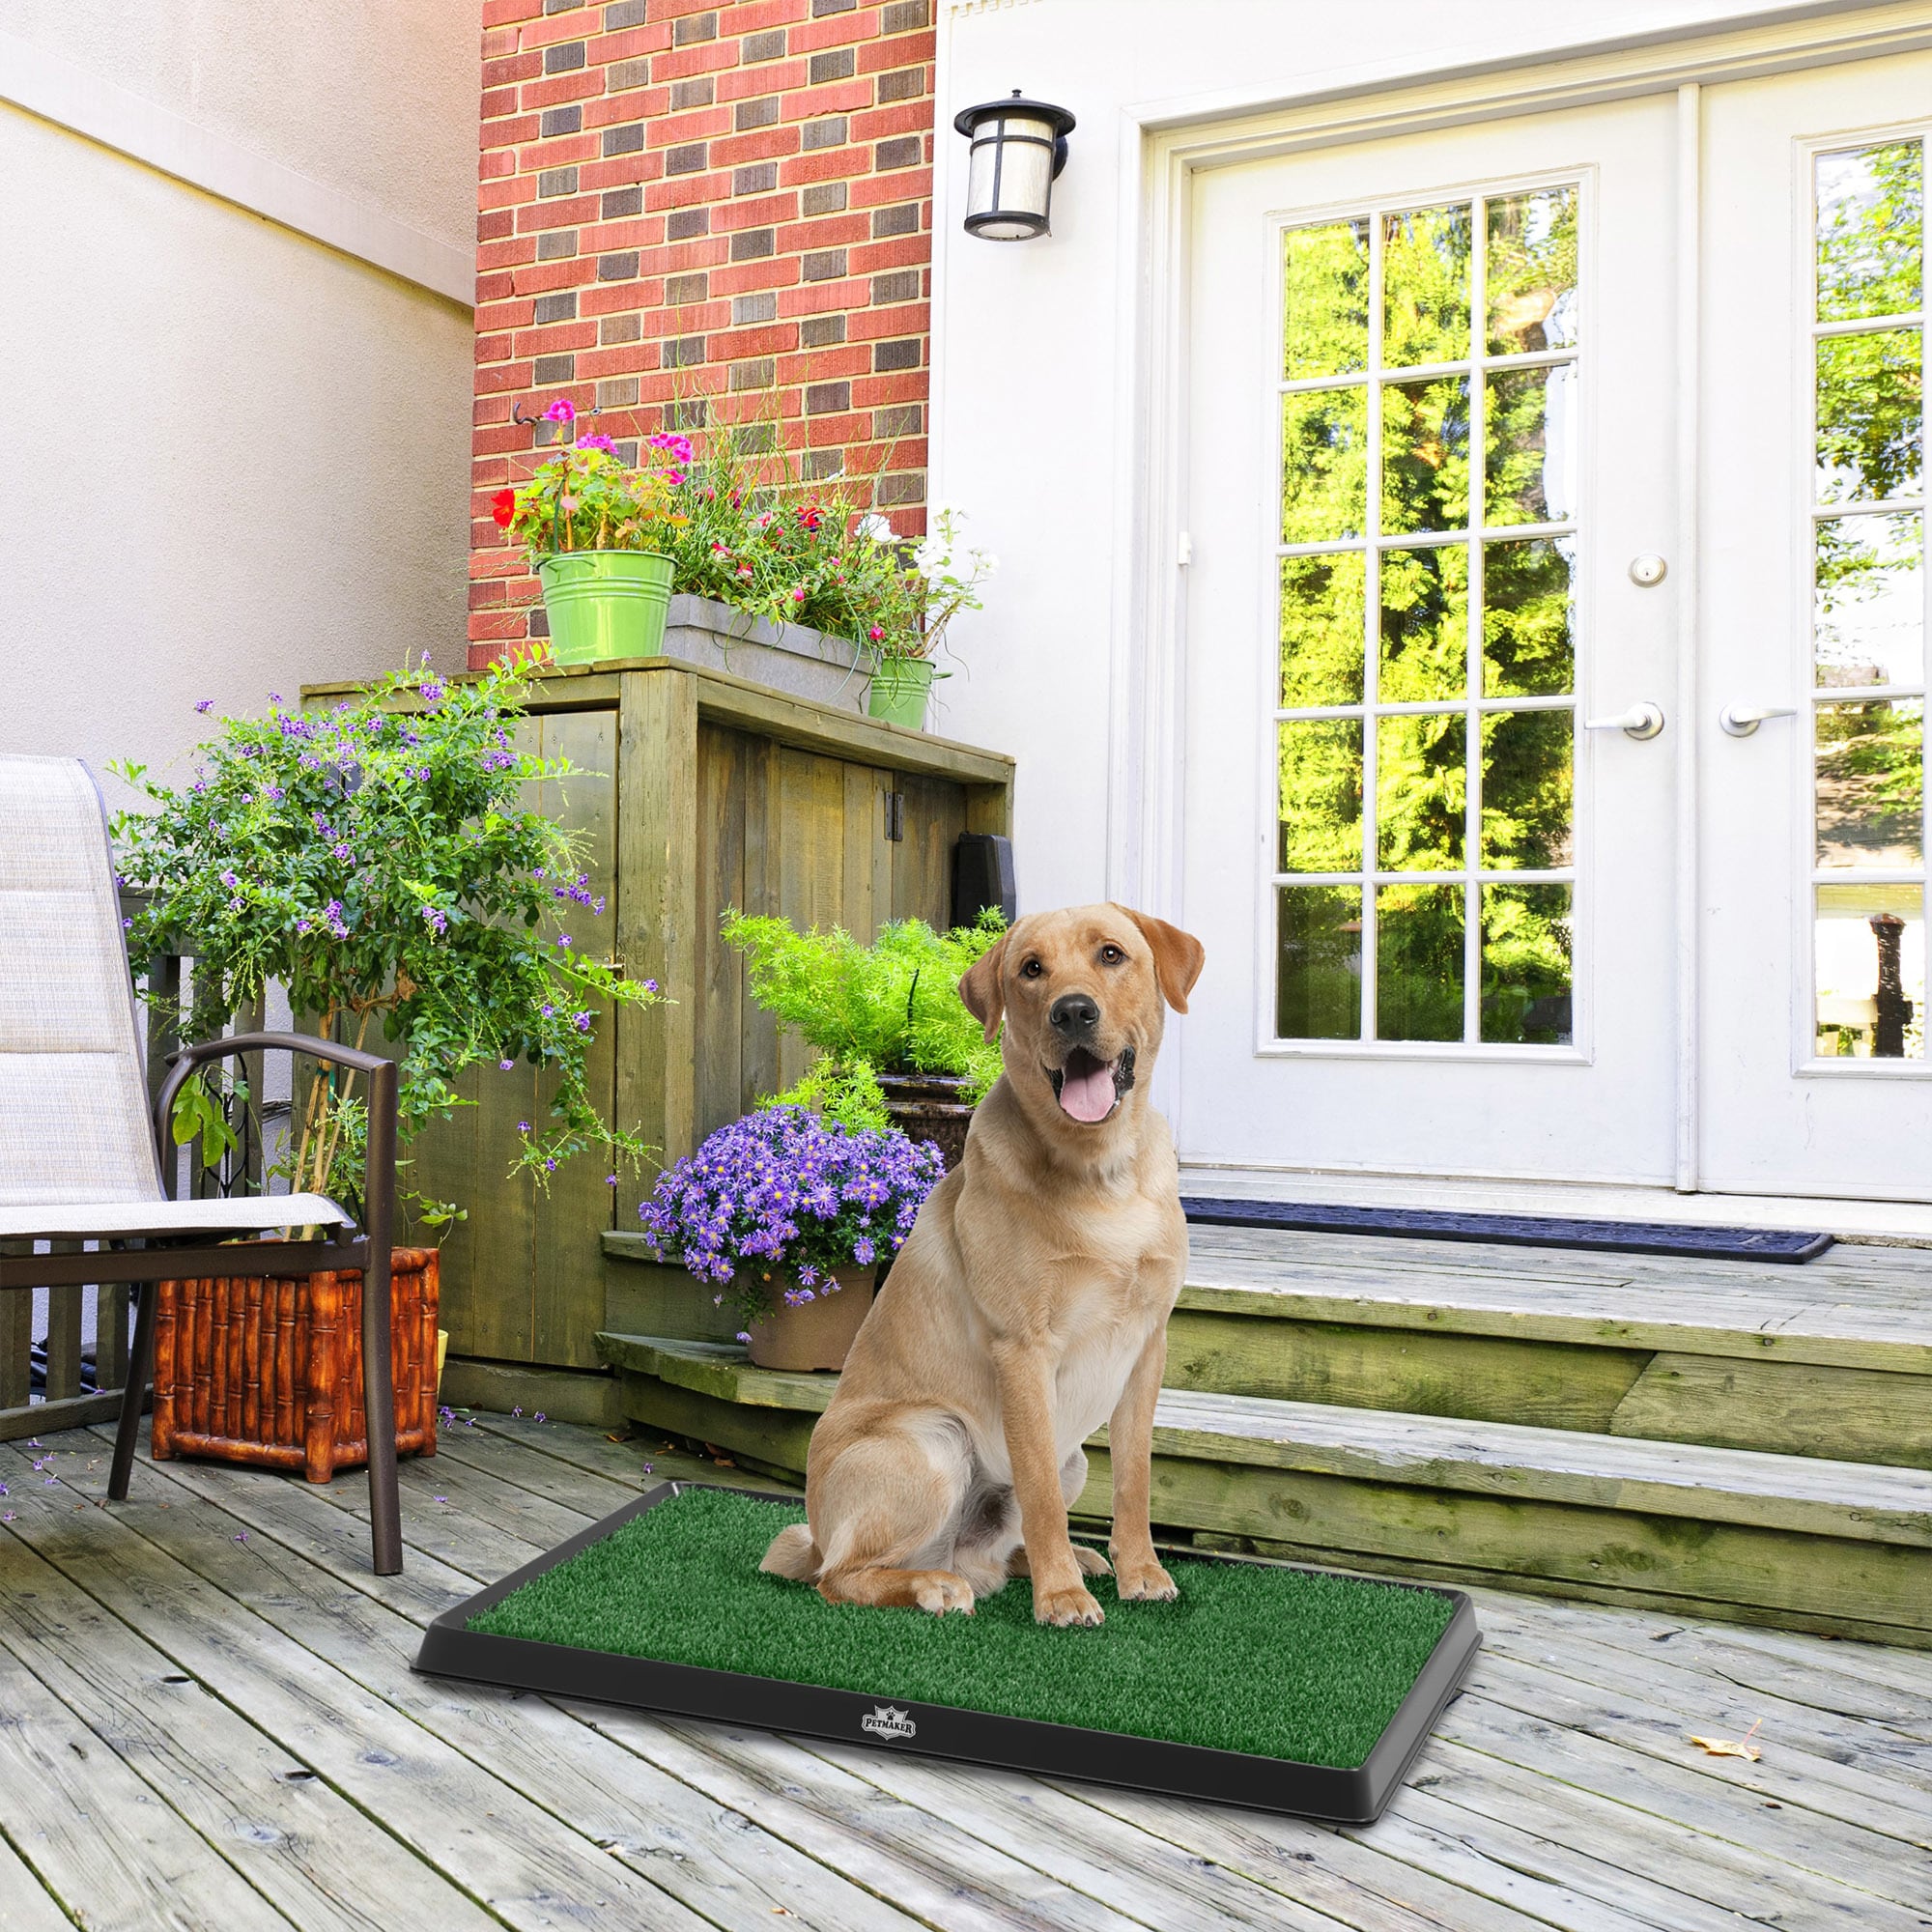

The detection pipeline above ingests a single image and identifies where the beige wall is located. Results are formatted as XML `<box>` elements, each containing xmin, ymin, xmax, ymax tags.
<box><xmin>0</xmin><ymin>0</ymin><xmax>479</xmax><ymax>800</ymax></box>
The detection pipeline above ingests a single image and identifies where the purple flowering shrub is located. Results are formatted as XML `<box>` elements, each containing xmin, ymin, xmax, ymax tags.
<box><xmin>639</xmin><ymin>1107</ymin><xmax>945</xmax><ymax>1334</ymax></box>
<box><xmin>109</xmin><ymin>655</ymin><xmax>663</xmax><ymax>1234</ymax></box>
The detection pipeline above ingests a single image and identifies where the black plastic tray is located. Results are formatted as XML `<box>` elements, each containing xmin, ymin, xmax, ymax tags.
<box><xmin>412</xmin><ymin>1482</ymin><xmax>1481</xmax><ymax>1824</ymax></box>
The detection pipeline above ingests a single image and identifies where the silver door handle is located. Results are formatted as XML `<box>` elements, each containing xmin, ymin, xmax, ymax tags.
<box><xmin>1584</xmin><ymin>702</ymin><xmax>1665</xmax><ymax>740</ymax></box>
<box><xmin>1719</xmin><ymin>703</ymin><xmax>1798</xmax><ymax>737</ymax></box>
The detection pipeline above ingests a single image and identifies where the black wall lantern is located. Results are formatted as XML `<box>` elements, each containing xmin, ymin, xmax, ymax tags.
<box><xmin>953</xmin><ymin>90</ymin><xmax>1075</xmax><ymax>241</ymax></box>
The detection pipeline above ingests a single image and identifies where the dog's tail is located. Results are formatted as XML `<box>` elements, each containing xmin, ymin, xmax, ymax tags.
<box><xmin>760</xmin><ymin>1522</ymin><xmax>821</xmax><ymax>1582</ymax></box>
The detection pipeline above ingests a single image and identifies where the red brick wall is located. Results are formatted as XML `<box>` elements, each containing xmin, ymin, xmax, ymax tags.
<box><xmin>469</xmin><ymin>0</ymin><xmax>937</xmax><ymax>668</ymax></box>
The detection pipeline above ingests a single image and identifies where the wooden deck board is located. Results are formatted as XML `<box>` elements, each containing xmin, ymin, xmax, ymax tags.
<box><xmin>5</xmin><ymin>1417</ymin><xmax>1931</xmax><ymax>1932</ymax></box>
<box><xmin>1180</xmin><ymin>1226</ymin><xmax>1932</xmax><ymax>1371</ymax></box>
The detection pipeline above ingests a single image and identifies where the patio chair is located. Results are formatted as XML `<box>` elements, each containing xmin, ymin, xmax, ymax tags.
<box><xmin>0</xmin><ymin>753</ymin><xmax>403</xmax><ymax>1573</ymax></box>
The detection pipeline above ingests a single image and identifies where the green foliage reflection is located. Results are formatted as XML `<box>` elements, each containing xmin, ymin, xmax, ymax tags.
<box><xmin>1283</xmin><ymin>220</ymin><xmax>1371</xmax><ymax>378</ymax></box>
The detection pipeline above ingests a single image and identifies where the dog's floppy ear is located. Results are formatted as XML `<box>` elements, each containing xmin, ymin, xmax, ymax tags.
<box><xmin>957</xmin><ymin>932</ymin><xmax>1009</xmax><ymax>1043</ymax></box>
<box><xmin>1121</xmin><ymin>906</ymin><xmax>1206</xmax><ymax>1014</ymax></box>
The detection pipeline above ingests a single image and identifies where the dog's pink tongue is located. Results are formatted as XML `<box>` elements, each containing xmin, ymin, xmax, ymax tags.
<box><xmin>1059</xmin><ymin>1059</ymin><xmax>1117</xmax><ymax>1122</ymax></box>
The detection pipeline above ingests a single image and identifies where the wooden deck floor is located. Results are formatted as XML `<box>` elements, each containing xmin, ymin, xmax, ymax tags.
<box><xmin>1</xmin><ymin>1414</ymin><xmax>1928</xmax><ymax>1932</ymax></box>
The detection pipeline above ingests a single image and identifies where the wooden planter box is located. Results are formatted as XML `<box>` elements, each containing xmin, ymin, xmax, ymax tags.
<box><xmin>298</xmin><ymin>658</ymin><xmax>1014</xmax><ymax>1417</ymax></box>
<box><xmin>151</xmin><ymin>1247</ymin><xmax>440</xmax><ymax>1482</ymax></box>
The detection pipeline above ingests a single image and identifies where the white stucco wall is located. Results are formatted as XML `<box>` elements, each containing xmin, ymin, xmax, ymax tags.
<box><xmin>926</xmin><ymin>0</ymin><xmax>1833</xmax><ymax>916</ymax></box>
<box><xmin>0</xmin><ymin>1</ymin><xmax>478</xmax><ymax>801</ymax></box>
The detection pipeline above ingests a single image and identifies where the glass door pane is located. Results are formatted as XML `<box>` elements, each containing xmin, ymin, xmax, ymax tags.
<box><xmin>1808</xmin><ymin>136</ymin><xmax>1929</xmax><ymax>1060</ymax></box>
<box><xmin>1274</xmin><ymin>179</ymin><xmax>1579</xmax><ymax>1044</ymax></box>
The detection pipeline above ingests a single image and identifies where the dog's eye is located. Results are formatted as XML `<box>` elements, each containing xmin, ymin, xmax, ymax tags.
<box><xmin>1020</xmin><ymin>957</ymin><xmax>1044</xmax><ymax>979</ymax></box>
<box><xmin>1099</xmin><ymin>944</ymin><xmax>1125</xmax><ymax>965</ymax></box>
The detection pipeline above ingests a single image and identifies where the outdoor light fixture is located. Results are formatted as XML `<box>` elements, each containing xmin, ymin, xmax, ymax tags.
<box><xmin>953</xmin><ymin>91</ymin><xmax>1075</xmax><ymax>240</ymax></box>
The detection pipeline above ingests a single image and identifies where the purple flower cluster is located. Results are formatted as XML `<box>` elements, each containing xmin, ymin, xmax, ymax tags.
<box><xmin>639</xmin><ymin>1107</ymin><xmax>944</xmax><ymax>1303</ymax></box>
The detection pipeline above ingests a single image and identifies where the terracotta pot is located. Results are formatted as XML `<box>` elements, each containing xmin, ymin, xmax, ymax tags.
<box><xmin>745</xmin><ymin>1266</ymin><xmax>875</xmax><ymax>1371</ymax></box>
<box><xmin>877</xmin><ymin>1070</ymin><xmax>977</xmax><ymax>1170</ymax></box>
<box><xmin>151</xmin><ymin>1247</ymin><xmax>440</xmax><ymax>1482</ymax></box>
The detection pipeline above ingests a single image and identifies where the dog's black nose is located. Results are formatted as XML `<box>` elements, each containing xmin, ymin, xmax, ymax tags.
<box><xmin>1049</xmin><ymin>993</ymin><xmax>1100</xmax><ymax>1037</ymax></box>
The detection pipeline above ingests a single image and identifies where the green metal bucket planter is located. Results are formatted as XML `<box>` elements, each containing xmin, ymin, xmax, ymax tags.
<box><xmin>867</xmin><ymin>656</ymin><xmax>938</xmax><ymax>728</ymax></box>
<box><xmin>536</xmin><ymin>550</ymin><xmax>674</xmax><ymax>665</ymax></box>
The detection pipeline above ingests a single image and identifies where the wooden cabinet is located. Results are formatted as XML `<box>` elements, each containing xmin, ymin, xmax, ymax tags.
<box><xmin>405</xmin><ymin>660</ymin><xmax>1012</xmax><ymax>1387</ymax></box>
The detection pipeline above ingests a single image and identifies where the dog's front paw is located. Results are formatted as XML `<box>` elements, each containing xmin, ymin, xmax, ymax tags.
<box><xmin>1072</xmin><ymin>1545</ymin><xmax>1113</xmax><ymax>1578</ymax></box>
<box><xmin>911</xmin><ymin>1570</ymin><xmax>976</xmax><ymax>1615</ymax></box>
<box><xmin>1115</xmin><ymin>1559</ymin><xmax>1179</xmax><ymax>1603</ymax></box>
<box><xmin>1035</xmin><ymin>1581</ymin><xmax>1105</xmax><ymax>1627</ymax></box>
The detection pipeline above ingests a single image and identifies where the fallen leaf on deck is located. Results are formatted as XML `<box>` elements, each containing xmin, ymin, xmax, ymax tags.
<box><xmin>1689</xmin><ymin>1719</ymin><xmax>1762</xmax><ymax>1760</ymax></box>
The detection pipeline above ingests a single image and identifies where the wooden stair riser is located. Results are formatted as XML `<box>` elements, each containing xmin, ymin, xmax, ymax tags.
<box><xmin>608</xmin><ymin>1361</ymin><xmax>1930</xmax><ymax>1647</ymax></box>
<box><xmin>1164</xmin><ymin>1309</ymin><xmax>1648</xmax><ymax>1432</ymax></box>
<box><xmin>1162</xmin><ymin>1307</ymin><xmax>1931</xmax><ymax>1467</ymax></box>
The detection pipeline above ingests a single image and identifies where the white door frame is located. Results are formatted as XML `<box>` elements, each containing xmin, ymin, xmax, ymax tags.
<box><xmin>1106</xmin><ymin>0</ymin><xmax>1932</xmax><ymax>1188</ymax></box>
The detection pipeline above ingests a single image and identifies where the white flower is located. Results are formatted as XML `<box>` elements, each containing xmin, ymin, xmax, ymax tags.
<box><xmin>857</xmin><ymin>513</ymin><xmax>897</xmax><ymax>544</ymax></box>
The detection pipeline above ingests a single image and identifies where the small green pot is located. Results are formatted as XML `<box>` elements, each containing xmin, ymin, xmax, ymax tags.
<box><xmin>867</xmin><ymin>656</ymin><xmax>937</xmax><ymax>728</ymax></box>
<box><xmin>536</xmin><ymin>550</ymin><xmax>674</xmax><ymax>665</ymax></box>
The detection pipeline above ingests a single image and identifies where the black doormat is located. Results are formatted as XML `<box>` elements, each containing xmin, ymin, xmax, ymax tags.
<box><xmin>413</xmin><ymin>1483</ymin><xmax>1481</xmax><ymax>1825</ymax></box>
<box><xmin>1182</xmin><ymin>1197</ymin><xmax>1833</xmax><ymax>1263</ymax></box>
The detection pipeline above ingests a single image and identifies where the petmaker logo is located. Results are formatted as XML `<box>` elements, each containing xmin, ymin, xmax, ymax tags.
<box><xmin>861</xmin><ymin>1704</ymin><xmax>917</xmax><ymax>1742</ymax></box>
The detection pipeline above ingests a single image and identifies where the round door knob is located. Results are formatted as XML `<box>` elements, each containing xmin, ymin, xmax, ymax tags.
<box><xmin>1628</xmin><ymin>554</ymin><xmax>1668</xmax><ymax>587</ymax></box>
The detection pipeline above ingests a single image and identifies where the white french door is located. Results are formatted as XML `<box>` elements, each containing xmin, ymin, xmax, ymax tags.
<box><xmin>1175</xmin><ymin>50</ymin><xmax>1932</xmax><ymax>1204</ymax></box>
<box><xmin>1179</xmin><ymin>95</ymin><xmax>1683</xmax><ymax>1184</ymax></box>
<box><xmin>1700</xmin><ymin>53</ymin><xmax>1932</xmax><ymax>1200</ymax></box>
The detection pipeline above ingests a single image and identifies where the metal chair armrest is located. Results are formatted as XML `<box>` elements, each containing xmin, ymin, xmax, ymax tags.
<box><xmin>152</xmin><ymin>1032</ymin><xmax>397</xmax><ymax>1262</ymax></box>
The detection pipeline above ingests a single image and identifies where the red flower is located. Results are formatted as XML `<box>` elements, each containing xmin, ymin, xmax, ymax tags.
<box><xmin>491</xmin><ymin>488</ymin><xmax>516</xmax><ymax>529</ymax></box>
<box><xmin>798</xmin><ymin>504</ymin><xmax>822</xmax><ymax>532</ymax></box>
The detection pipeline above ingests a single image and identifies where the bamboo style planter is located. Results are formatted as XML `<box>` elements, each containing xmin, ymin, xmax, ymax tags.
<box><xmin>151</xmin><ymin>1247</ymin><xmax>441</xmax><ymax>1482</ymax></box>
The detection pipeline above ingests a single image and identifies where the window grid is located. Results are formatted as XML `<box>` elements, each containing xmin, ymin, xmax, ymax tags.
<box><xmin>1806</xmin><ymin>135</ymin><xmax>1930</xmax><ymax>1063</ymax></box>
<box><xmin>1272</xmin><ymin>183</ymin><xmax>1581</xmax><ymax>1046</ymax></box>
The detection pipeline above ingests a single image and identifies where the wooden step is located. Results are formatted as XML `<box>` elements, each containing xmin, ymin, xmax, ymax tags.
<box><xmin>1168</xmin><ymin>1225</ymin><xmax>1932</xmax><ymax>1466</ymax></box>
<box><xmin>596</xmin><ymin>1331</ymin><xmax>1932</xmax><ymax>1648</ymax></box>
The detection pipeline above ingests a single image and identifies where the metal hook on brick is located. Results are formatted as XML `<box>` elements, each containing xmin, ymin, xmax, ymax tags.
<box><xmin>511</xmin><ymin>401</ymin><xmax>602</xmax><ymax>430</ymax></box>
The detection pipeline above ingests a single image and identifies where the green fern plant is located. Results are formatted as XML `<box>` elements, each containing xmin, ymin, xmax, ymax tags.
<box><xmin>722</xmin><ymin>909</ymin><xmax>1006</xmax><ymax>1128</ymax></box>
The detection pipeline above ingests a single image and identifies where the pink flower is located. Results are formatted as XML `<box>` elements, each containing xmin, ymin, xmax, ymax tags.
<box><xmin>577</xmin><ymin>433</ymin><xmax>616</xmax><ymax>455</ymax></box>
<box><xmin>868</xmin><ymin>626</ymin><xmax>885</xmax><ymax>641</ymax></box>
<box><xmin>543</xmin><ymin>398</ymin><xmax>577</xmax><ymax>425</ymax></box>
<box><xmin>791</xmin><ymin>586</ymin><xmax>807</xmax><ymax>603</ymax></box>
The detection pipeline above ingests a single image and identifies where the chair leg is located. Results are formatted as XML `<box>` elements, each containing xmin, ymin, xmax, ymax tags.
<box><xmin>361</xmin><ymin>1246</ymin><xmax>403</xmax><ymax>1575</ymax></box>
<box><xmin>108</xmin><ymin>1282</ymin><xmax>157</xmax><ymax>1502</ymax></box>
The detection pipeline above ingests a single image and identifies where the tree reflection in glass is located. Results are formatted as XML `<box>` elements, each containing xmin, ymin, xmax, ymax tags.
<box><xmin>1282</xmin><ymin>387</ymin><xmax>1368</xmax><ymax>542</ymax></box>
<box><xmin>1815</xmin><ymin>513</ymin><xmax>1922</xmax><ymax>689</ymax></box>
<box><xmin>1281</xmin><ymin>553</ymin><xmax>1366</xmax><ymax>706</ymax></box>
<box><xmin>1816</xmin><ymin>327</ymin><xmax>1921</xmax><ymax>505</ymax></box>
<box><xmin>1485</xmin><ymin>537</ymin><xmax>1577</xmax><ymax>696</ymax></box>
<box><xmin>1814</xmin><ymin>700</ymin><xmax>1924</xmax><ymax>868</ymax></box>
<box><xmin>1278</xmin><ymin>720</ymin><xmax>1364</xmax><ymax>874</ymax></box>
<box><xmin>1377</xmin><ymin>713</ymin><xmax>1465</xmax><ymax>871</ymax></box>
<box><xmin>1482</xmin><ymin>712</ymin><xmax>1574</xmax><ymax>870</ymax></box>
<box><xmin>1272</xmin><ymin>185</ymin><xmax>1581</xmax><ymax>1044</ymax></box>
<box><xmin>1378</xmin><ymin>884</ymin><xmax>1464</xmax><ymax>1040</ymax></box>
<box><xmin>1379</xmin><ymin>545</ymin><xmax>1468</xmax><ymax>703</ymax></box>
<box><xmin>1276</xmin><ymin>886</ymin><xmax>1363</xmax><ymax>1039</ymax></box>
<box><xmin>1283</xmin><ymin>219</ymin><xmax>1371</xmax><ymax>379</ymax></box>
<box><xmin>1488</xmin><ymin>187</ymin><xmax>1578</xmax><ymax>354</ymax></box>
<box><xmin>1382</xmin><ymin>205</ymin><xmax>1471</xmax><ymax>368</ymax></box>
<box><xmin>1482</xmin><ymin>884</ymin><xmax>1573</xmax><ymax>1044</ymax></box>
<box><xmin>1382</xmin><ymin>376</ymin><xmax>1469</xmax><ymax>534</ymax></box>
<box><xmin>1816</xmin><ymin>141</ymin><xmax>1921</xmax><ymax>324</ymax></box>
<box><xmin>1486</xmin><ymin>365</ymin><xmax>1576</xmax><ymax>526</ymax></box>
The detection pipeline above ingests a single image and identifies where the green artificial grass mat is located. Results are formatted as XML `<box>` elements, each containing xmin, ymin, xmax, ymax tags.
<box><xmin>469</xmin><ymin>1488</ymin><xmax>1456</xmax><ymax>1768</ymax></box>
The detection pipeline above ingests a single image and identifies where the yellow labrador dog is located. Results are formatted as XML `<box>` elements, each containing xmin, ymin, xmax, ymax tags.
<box><xmin>762</xmin><ymin>903</ymin><xmax>1205</xmax><ymax>1626</ymax></box>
